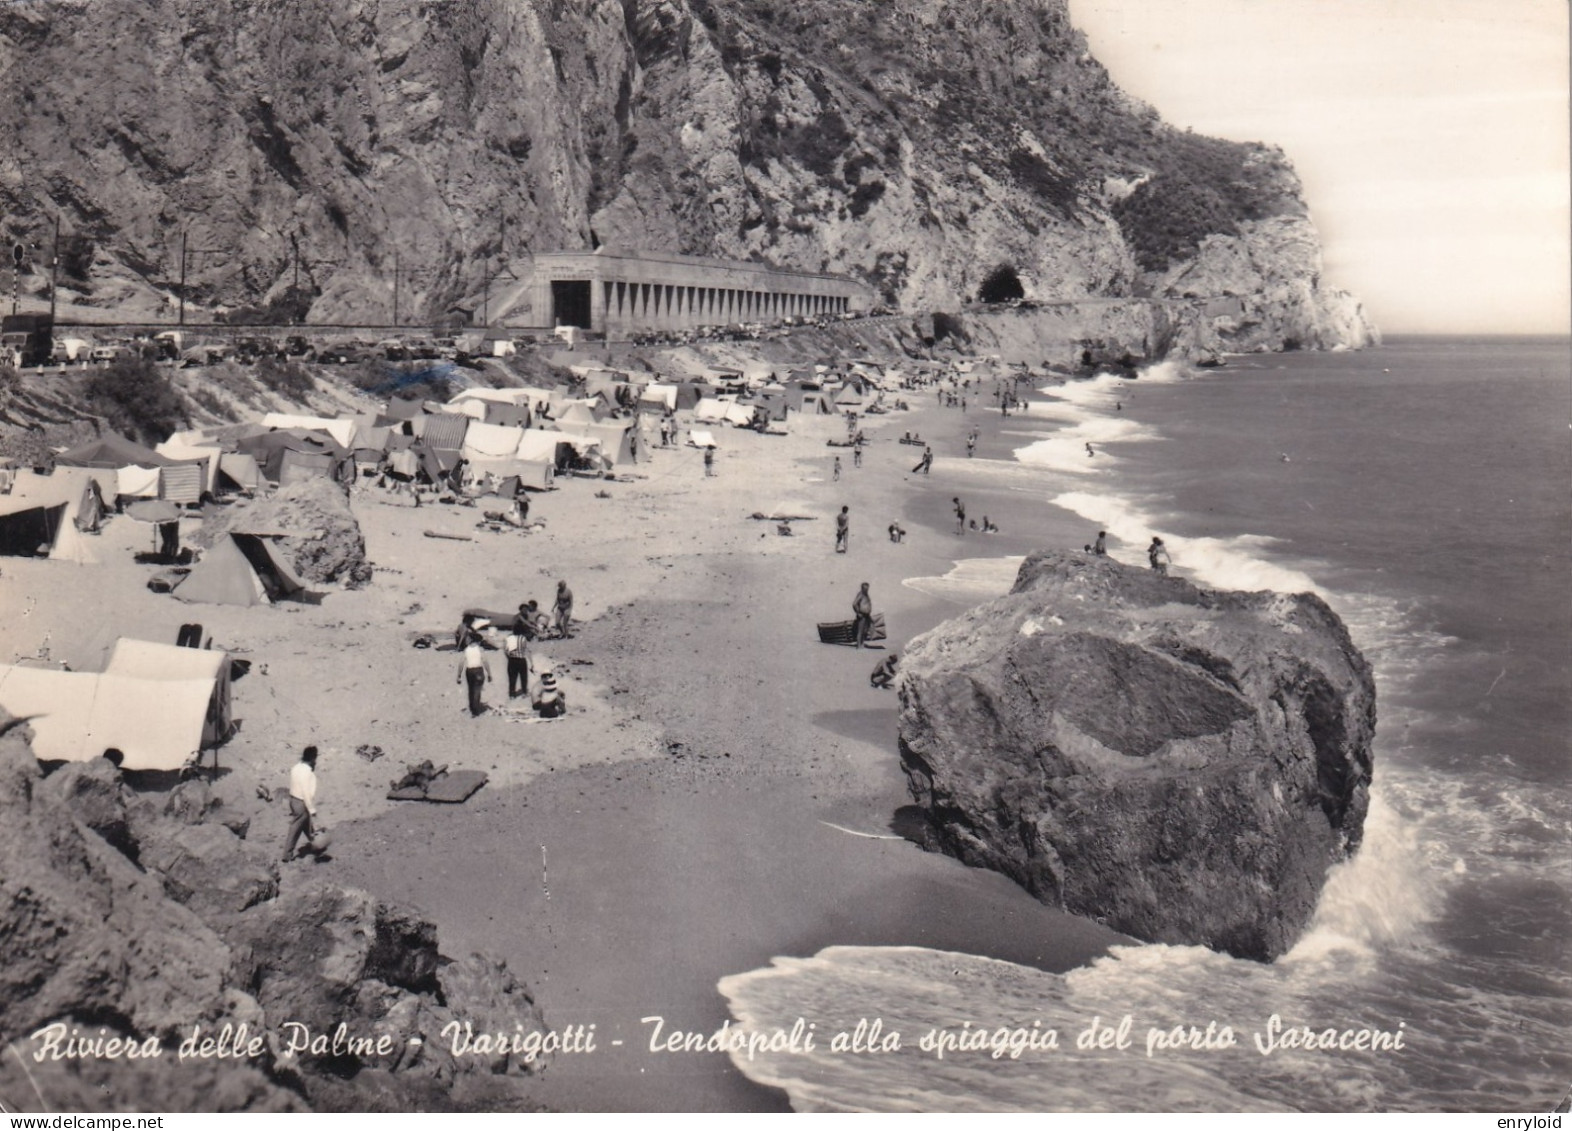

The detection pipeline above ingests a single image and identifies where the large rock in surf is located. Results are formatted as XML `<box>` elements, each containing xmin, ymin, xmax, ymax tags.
<box><xmin>897</xmin><ymin>550</ymin><xmax>1375</xmax><ymax>961</ymax></box>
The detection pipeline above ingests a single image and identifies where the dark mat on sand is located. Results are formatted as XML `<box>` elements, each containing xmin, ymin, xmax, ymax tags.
<box><xmin>387</xmin><ymin>769</ymin><xmax>489</xmax><ymax>803</ymax></box>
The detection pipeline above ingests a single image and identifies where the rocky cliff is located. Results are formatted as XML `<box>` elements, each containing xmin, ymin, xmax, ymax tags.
<box><xmin>0</xmin><ymin>0</ymin><xmax>1374</xmax><ymax>352</ymax></box>
<box><xmin>0</xmin><ymin>720</ymin><xmax>547</xmax><ymax>1111</ymax></box>
<box><xmin>897</xmin><ymin>550</ymin><xmax>1376</xmax><ymax>961</ymax></box>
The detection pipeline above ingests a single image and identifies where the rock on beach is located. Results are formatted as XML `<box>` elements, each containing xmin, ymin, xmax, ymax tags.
<box><xmin>897</xmin><ymin>549</ymin><xmax>1376</xmax><ymax>961</ymax></box>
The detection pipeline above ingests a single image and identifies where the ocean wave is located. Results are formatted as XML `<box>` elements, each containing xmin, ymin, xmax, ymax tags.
<box><xmin>901</xmin><ymin>556</ymin><xmax>1023</xmax><ymax>604</ymax></box>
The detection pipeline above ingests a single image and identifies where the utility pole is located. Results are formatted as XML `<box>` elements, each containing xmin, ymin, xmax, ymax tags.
<box><xmin>179</xmin><ymin>230</ymin><xmax>188</xmax><ymax>327</ymax></box>
<box><xmin>392</xmin><ymin>248</ymin><xmax>399</xmax><ymax>327</ymax></box>
<box><xmin>48</xmin><ymin>215</ymin><xmax>59</xmax><ymax>325</ymax></box>
<box><xmin>11</xmin><ymin>241</ymin><xmax>21</xmax><ymax>316</ymax></box>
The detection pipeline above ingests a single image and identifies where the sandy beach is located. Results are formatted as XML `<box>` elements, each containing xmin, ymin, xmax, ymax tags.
<box><xmin>0</xmin><ymin>364</ymin><xmax>1125</xmax><ymax>1112</ymax></box>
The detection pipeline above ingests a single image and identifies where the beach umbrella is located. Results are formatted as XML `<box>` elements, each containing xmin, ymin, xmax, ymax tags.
<box><xmin>125</xmin><ymin>499</ymin><xmax>181</xmax><ymax>523</ymax></box>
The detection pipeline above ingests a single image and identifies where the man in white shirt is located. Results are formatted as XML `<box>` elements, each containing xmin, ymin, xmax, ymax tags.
<box><xmin>283</xmin><ymin>746</ymin><xmax>320</xmax><ymax>861</ymax></box>
<box><xmin>504</xmin><ymin>627</ymin><xmax>531</xmax><ymax>698</ymax></box>
<box><xmin>457</xmin><ymin>639</ymin><xmax>492</xmax><ymax>716</ymax></box>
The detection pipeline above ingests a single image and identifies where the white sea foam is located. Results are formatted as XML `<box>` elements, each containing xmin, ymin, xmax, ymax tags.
<box><xmin>901</xmin><ymin>556</ymin><xmax>1023</xmax><ymax>604</ymax></box>
<box><xmin>1050</xmin><ymin>490</ymin><xmax>1325</xmax><ymax>595</ymax></box>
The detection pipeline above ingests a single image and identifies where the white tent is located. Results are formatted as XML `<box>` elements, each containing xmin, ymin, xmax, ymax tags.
<box><xmin>688</xmin><ymin>430</ymin><xmax>718</xmax><ymax>449</ymax></box>
<box><xmin>723</xmin><ymin>403</ymin><xmax>757</xmax><ymax>428</ymax></box>
<box><xmin>0</xmin><ymin>639</ymin><xmax>231</xmax><ymax>770</ymax></box>
<box><xmin>260</xmin><ymin>414</ymin><xmax>357</xmax><ymax>449</ymax></box>
<box><xmin>116</xmin><ymin>465</ymin><xmax>161</xmax><ymax>499</ymax></box>
<box><xmin>640</xmin><ymin>383</ymin><xmax>678</xmax><ymax>411</ymax></box>
<box><xmin>694</xmin><ymin>398</ymin><xmax>730</xmax><ymax>423</ymax></box>
<box><xmin>461</xmin><ymin>421</ymin><xmax>528</xmax><ymax>462</ymax></box>
<box><xmin>515</xmin><ymin>429</ymin><xmax>603</xmax><ymax>465</ymax></box>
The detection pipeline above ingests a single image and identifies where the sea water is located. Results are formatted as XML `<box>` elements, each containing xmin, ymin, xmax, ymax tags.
<box><xmin>717</xmin><ymin>337</ymin><xmax>1572</xmax><ymax>1112</ymax></box>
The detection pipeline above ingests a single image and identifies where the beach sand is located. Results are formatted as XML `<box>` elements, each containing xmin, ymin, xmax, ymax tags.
<box><xmin>0</xmin><ymin>371</ymin><xmax>1125</xmax><ymax>1111</ymax></box>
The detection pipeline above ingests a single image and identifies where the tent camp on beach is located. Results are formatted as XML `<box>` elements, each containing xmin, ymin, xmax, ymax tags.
<box><xmin>0</xmin><ymin>638</ymin><xmax>233</xmax><ymax>771</ymax></box>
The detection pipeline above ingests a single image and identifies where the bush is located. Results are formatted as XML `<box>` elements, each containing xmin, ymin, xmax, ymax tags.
<box><xmin>255</xmin><ymin>355</ymin><xmax>315</xmax><ymax>401</ymax></box>
<box><xmin>1111</xmin><ymin>134</ymin><xmax>1283</xmax><ymax>271</ymax></box>
<box><xmin>85</xmin><ymin>356</ymin><xmax>188</xmax><ymax>442</ymax></box>
<box><xmin>978</xmin><ymin>264</ymin><xmax>1025</xmax><ymax>304</ymax></box>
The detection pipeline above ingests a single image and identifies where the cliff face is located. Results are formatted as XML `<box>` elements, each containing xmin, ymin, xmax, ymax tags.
<box><xmin>897</xmin><ymin>551</ymin><xmax>1376</xmax><ymax>962</ymax></box>
<box><xmin>0</xmin><ymin>0</ymin><xmax>1374</xmax><ymax>351</ymax></box>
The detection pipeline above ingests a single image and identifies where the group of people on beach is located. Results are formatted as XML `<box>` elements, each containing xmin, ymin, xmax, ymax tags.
<box><xmin>451</xmin><ymin>581</ymin><xmax>574</xmax><ymax>719</ymax></box>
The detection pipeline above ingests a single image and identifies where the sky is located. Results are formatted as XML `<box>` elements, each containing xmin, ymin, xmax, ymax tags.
<box><xmin>1068</xmin><ymin>0</ymin><xmax>1570</xmax><ymax>335</ymax></box>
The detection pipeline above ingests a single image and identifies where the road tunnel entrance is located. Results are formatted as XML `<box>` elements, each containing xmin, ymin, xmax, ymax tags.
<box><xmin>550</xmin><ymin>280</ymin><xmax>593</xmax><ymax>329</ymax></box>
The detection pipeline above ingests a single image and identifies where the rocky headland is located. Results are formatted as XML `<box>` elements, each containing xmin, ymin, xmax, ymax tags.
<box><xmin>896</xmin><ymin>550</ymin><xmax>1377</xmax><ymax>961</ymax></box>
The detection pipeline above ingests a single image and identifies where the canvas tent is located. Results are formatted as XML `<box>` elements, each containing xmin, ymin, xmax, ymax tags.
<box><xmin>694</xmin><ymin>398</ymin><xmax>729</xmax><ymax>423</ymax></box>
<box><xmin>723</xmin><ymin>403</ymin><xmax>757</xmax><ymax>428</ymax></box>
<box><xmin>585</xmin><ymin>420</ymin><xmax>636</xmax><ymax>466</ymax></box>
<box><xmin>218</xmin><ymin>452</ymin><xmax>263</xmax><ymax>492</ymax></box>
<box><xmin>234</xmin><ymin>430</ymin><xmax>348</xmax><ymax>484</ymax></box>
<box><xmin>0</xmin><ymin>640</ymin><xmax>232</xmax><ymax>770</ymax></box>
<box><xmin>0</xmin><ymin>497</ymin><xmax>67</xmax><ymax>556</ymax></box>
<box><xmin>688</xmin><ymin>430</ymin><xmax>718</xmax><ymax>449</ymax></box>
<box><xmin>56</xmin><ymin>436</ymin><xmax>173</xmax><ymax>470</ymax></box>
<box><xmin>158</xmin><ymin>462</ymin><xmax>205</xmax><ymax>504</ymax></box>
<box><xmin>640</xmin><ymin>383</ymin><xmax>678</xmax><ymax>412</ymax></box>
<box><xmin>260</xmin><ymin>413</ymin><xmax>358</xmax><ymax>449</ymax></box>
<box><xmin>414</xmin><ymin>411</ymin><xmax>470</xmax><ymax>453</ymax></box>
<box><xmin>175</xmin><ymin>533</ymin><xmax>304</xmax><ymax>606</ymax></box>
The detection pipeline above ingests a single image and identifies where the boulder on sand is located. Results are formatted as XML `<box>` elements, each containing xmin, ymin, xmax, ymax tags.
<box><xmin>196</xmin><ymin>476</ymin><xmax>371</xmax><ymax>587</ymax></box>
<box><xmin>897</xmin><ymin>550</ymin><xmax>1376</xmax><ymax>961</ymax></box>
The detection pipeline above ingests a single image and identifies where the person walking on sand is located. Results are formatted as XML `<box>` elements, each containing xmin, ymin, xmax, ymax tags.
<box><xmin>853</xmin><ymin>445</ymin><xmax>862</xmax><ymax>469</ymax></box>
<box><xmin>1093</xmin><ymin>530</ymin><xmax>1107</xmax><ymax>557</ymax></box>
<box><xmin>282</xmin><ymin>746</ymin><xmax>321</xmax><ymax>861</ymax></box>
<box><xmin>953</xmin><ymin>497</ymin><xmax>966</xmax><ymax>536</ymax></box>
<box><xmin>869</xmin><ymin>652</ymin><xmax>898</xmax><ymax>689</ymax></box>
<box><xmin>912</xmin><ymin>446</ymin><xmax>933</xmax><ymax>475</ymax></box>
<box><xmin>503</xmin><ymin>624</ymin><xmax>531</xmax><ymax>698</ymax></box>
<box><xmin>833</xmin><ymin>456</ymin><xmax>842</xmax><ymax>482</ymax></box>
<box><xmin>1148</xmin><ymin>537</ymin><xmax>1171</xmax><ymax>576</ymax></box>
<box><xmin>703</xmin><ymin>446</ymin><xmax>715</xmax><ymax>477</ymax></box>
<box><xmin>853</xmin><ymin>582</ymin><xmax>874</xmax><ymax>648</ymax></box>
<box><xmin>835</xmin><ymin>505</ymin><xmax>850</xmax><ymax>553</ymax></box>
<box><xmin>554</xmin><ymin>580</ymin><xmax>574</xmax><ymax>639</ymax></box>
<box><xmin>966</xmin><ymin>434</ymin><xmax>976</xmax><ymax>458</ymax></box>
<box><xmin>457</xmin><ymin>638</ymin><xmax>492</xmax><ymax>716</ymax></box>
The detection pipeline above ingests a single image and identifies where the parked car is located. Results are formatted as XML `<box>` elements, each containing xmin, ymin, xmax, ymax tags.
<box><xmin>318</xmin><ymin>344</ymin><xmax>360</xmax><ymax>365</ymax></box>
